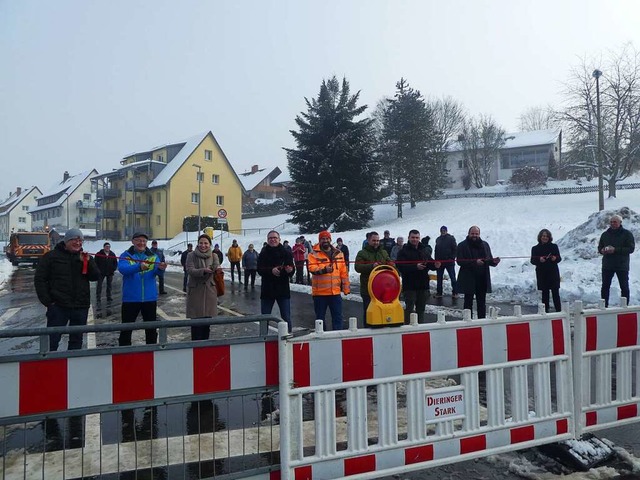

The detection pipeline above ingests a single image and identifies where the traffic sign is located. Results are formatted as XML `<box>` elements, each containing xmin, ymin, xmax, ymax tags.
<box><xmin>217</xmin><ymin>218</ymin><xmax>228</xmax><ymax>224</ymax></box>
<box><xmin>217</xmin><ymin>209</ymin><xmax>227</xmax><ymax>218</ymax></box>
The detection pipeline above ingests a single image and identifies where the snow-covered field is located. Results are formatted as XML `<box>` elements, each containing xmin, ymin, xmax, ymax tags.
<box><xmin>2</xmin><ymin>184</ymin><xmax>639</xmax><ymax>309</ymax></box>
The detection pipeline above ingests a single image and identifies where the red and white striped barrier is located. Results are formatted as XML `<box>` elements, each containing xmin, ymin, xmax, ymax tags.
<box><xmin>573</xmin><ymin>302</ymin><xmax>640</xmax><ymax>436</ymax></box>
<box><xmin>0</xmin><ymin>341</ymin><xmax>278</xmax><ymax>420</ymax></box>
<box><xmin>278</xmin><ymin>313</ymin><xmax>574</xmax><ymax>480</ymax></box>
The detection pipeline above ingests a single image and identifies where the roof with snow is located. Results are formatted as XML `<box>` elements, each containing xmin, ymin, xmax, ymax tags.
<box><xmin>446</xmin><ymin>128</ymin><xmax>560</xmax><ymax>152</ymax></box>
<box><xmin>30</xmin><ymin>169</ymin><xmax>98</xmax><ymax>213</ymax></box>
<box><xmin>238</xmin><ymin>165</ymin><xmax>282</xmax><ymax>191</ymax></box>
<box><xmin>0</xmin><ymin>186</ymin><xmax>41</xmax><ymax>215</ymax></box>
<box><xmin>272</xmin><ymin>165</ymin><xmax>292</xmax><ymax>184</ymax></box>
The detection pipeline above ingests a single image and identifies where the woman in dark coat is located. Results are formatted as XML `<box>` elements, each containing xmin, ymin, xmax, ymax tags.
<box><xmin>530</xmin><ymin>229</ymin><xmax>562</xmax><ymax>313</ymax></box>
<box><xmin>186</xmin><ymin>234</ymin><xmax>221</xmax><ymax>340</ymax></box>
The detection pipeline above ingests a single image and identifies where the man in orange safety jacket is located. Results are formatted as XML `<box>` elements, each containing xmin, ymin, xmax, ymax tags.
<box><xmin>308</xmin><ymin>231</ymin><xmax>350</xmax><ymax>330</ymax></box>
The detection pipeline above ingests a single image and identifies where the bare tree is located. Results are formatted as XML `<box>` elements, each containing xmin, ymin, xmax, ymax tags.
<box><xmin>460</xmin><ymin>115</ymin><xmax>506</xmax><ymax>188</ymax></box>
<box><xmin>558</xmin><ymin>44</ymin><xmax>640</xmax><ymax>197</ymax></box>
<box><xmin>518</xmin><ymin>105</ymin><xmax>558</xmax><ymax>131</ymax></box>
<box><xmin>428</xmin><ymin>96</ymin><xmax>467</xmax><ymax>150</ymax></box>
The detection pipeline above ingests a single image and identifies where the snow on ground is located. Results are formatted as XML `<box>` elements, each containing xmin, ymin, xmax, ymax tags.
<box><xmin>2</xmin><ymin>184</ymin><xmax>640</xmax><ymax>309</ymax></box>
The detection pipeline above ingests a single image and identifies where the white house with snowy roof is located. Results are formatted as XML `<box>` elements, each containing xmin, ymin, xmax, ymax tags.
<box><xmin>29</xmin><ymin>170</ymin><xmax>99</xmax><ymax>235</ymax></box>
<box><xmin>0</xmin><ymin>186</ymin><xmax>42</xmax><ymax>241</ymax></box>
<box><xmin>446</xmin><ymin>128</ymin><xmax>562</xmax><ymax>188</ymax></box>
<box><xmin>238</xmin><ymin>164</ymin><xmax>290</xmax><ymax>204</ymax></box>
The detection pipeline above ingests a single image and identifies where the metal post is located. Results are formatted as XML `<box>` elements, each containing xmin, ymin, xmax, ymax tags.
<box><xmin>593</xmin><ymin>69</ymin><xmax>604</xmax><ymax>211</ymax></box>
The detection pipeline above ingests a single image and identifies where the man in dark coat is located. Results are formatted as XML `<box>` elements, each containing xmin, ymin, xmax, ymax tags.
<box><xmin>257</xmin><ymin>230</ymin><xmax>295</xmax><ymax>331</ymax></box>
<box><xmin>598</xmin><ymin>214</ymin><xmax>635</xmax><ymax>307</ymax></box>
<box><xmin>397</xmin><ymin>229</ymin><xmax>440</xmax><ymax>323</ymax></box>
<box><xmin>456</xmin><ymin>226</ymin><xmax>500</xmax><ymax>319</ymax></box>
<box><xmin>336</xmin><ymin>237</ymin><xmax>350</xmax><ymax>272</ymax></box>
<box><xmin>180</xmin><ymin>243</ymin><xmax>193</xmax><ymax>292</ymax></box>
<box><xmin>530</xmin><ymin>229</ymin><xmax>562</xmax><ymax>313</ymax></box>
<box><xmin>380</xmin><ymin>230</ymin><xmax>396</xmax><ymax>256</ymax></box>
<box><xmin>435</xmin><ymin>226</ymin><xmax>458</xmax><ymax>298</ymax></box>
<box><xmin>34</xmin><ymin>228</ymin><xmax>101</xmax><ymax>351</ymax></box>
<box><xmin>150</xmin><ymin>240</ymin><xmax>167</xmax><ymax>294</ymax></box>
<box><xmin>95</xmin><ymin>242</ymin><xmax>118</xmax><ymax>304</ymax></box>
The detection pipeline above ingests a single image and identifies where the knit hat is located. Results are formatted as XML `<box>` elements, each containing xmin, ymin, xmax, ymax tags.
<box><xmin>440</xmin><ymin>225</ymin><xmax>448</xmax><ymax>231</ymax></box>
<box><xmin>64</xmin><ymin>228</ymin><xmax>84</xmax><ymax>241</ymax></box>
<box><xmin>319</xmin><ymin>231</ymin><xmax>332</xmax><ymax>241</ymax></box>
<box><xmin>336</xmin><ymin>237</ymin><xmax>343</xmax><ymax>242</ymax></box>
<box><xmin>131</xmin><ymin>232</ymin><xmax>149</xmax><ymax>240</ymax></box>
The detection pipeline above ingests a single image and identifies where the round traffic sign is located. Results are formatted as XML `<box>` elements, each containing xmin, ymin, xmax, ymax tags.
<box><xmin>217</xmin><ymin>209</ymin><xmax>227</xmax><ymax>218</ymax></box>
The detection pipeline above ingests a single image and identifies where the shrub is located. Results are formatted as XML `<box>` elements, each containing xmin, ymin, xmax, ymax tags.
<box><xmin>510</xmin><ymin>166</ymin><xmax>547</xmax><ymax>189</ymax></box>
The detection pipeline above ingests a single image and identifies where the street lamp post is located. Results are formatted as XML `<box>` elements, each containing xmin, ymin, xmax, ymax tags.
<box><xmin>192</xmin><ymin>163</ymin><xmax>202</xmax><ymax>236</ymax></box>
<box><xmin>592</xmin><ymin>69</ymin><xmax>604</xmax><ymax>211</ymax></box>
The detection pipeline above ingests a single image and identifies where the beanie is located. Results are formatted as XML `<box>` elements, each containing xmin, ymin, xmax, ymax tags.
<box><xmin>440</xmin><ymin>225</ymin><xmax>448</xmax><ymax>231</ymax></box>
<box><xmin>64</xmin><ymin>228</ymin><xmax>84</xmax><ymax>242</ymax></box>
<box><xmin>319</xmin><ymin>231</ymin><xmax>332</xmax><ymax>241</ymax></box>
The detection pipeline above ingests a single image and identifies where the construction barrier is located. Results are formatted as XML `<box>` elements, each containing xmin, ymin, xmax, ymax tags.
<box><xmin>573</xmin><ymin>300</ymin><xmax>640</xmax><ymax>437</ymax></box>
<box><xmin>278</xmin><ymin>310</ymin><xmax>574</xmax><ymax>479</ymax></box>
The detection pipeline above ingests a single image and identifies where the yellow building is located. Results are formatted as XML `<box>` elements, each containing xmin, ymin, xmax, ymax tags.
<box><xmin>92</xmin><ymin>131</ymin><xmax>245</xmax><ymax>240</ymax></box>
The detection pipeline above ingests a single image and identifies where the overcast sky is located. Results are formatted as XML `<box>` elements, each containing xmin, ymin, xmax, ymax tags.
<box><xmin>1</xmin><ymin>0</ymin><xmax>639</xmax><ymax>199</ymax></box>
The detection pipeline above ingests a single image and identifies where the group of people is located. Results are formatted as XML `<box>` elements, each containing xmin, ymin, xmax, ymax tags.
<box><xmin>34</xmin><ymin>214</ymin><xmax>635</xmax><ymax>350</ymax></box>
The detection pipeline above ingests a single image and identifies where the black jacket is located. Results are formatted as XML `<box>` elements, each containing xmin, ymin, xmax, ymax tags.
<box><xmin>257</xmin><ymin>244</ymin><xmax>294</xmax><ymax>300</ymax></box>
<box><xmin>180</xmin><ymin>249</ymin><xmax>192</xmax><ymax>271</ymax></box>
<box><xmin>396</xmin><ymin>243</ymin><xmax>436</xmax><ymax>291</ymax></box>
<box><xmin>380</xmin><ymin>237</ymin><xmax>396</xmax><ymax>256</ymax></box>
<box><xmin>34</xmin><ymin>242</ymin><xmax>101</xmax><ymax>308</ymax></box>
<box><xmin>598</xmin><ymin>226</ymin><xmax>635</xmax><ymax>271</ymax></box>
<box><xmin>530</xmin><ymin>242</ymin><xmax>561</xmax><ymax>290</ymax></box>
<box><xmin>95</xmin><ymin>249</ymin><xmax>118</xmax><ymax>276</ymax></box>
<box><xmin>435</xmin><ymin>233</ymin><xmax>457</xmax><ymax>261</ymax></box>
<box><xmin>456</xmin><ymin>237</ymin><xmax>498</xmax><ymax>294</ymax></box>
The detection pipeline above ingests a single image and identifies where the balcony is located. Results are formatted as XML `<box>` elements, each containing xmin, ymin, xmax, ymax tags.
<box><xmin>75</xmin><ymin>201</ymin><xmax>98</xmax><ymax>209</ymax></box>
<box><xmin>98</xmin><ymin>209</ymin><xmax>121</xmax><ymax>219</ymax></box>
<box><xmin>125</xmin><ymin>204</ymin><xmax>153</xmax><ymax>214</ymax></box>
<box><xmin>100</xmin><ymin>188</ymin><xmax>121</xmax><ymax>199</ymax></box>
<box><xmin>125</xmin><ymin>180</ymin><xmax>150</xmax><ymax>190</ymax></box>
<box><xmin>101</xmin><ymin>229</ymin><xmax>121</xmax><ymax>240</ymax></box>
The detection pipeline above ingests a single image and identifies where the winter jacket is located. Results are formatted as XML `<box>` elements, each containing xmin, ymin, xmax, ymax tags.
<box><xmin>213</xmin><ymin>248</ymin><xmax>224</xmax><ymax>264</ymax></box>
<box><xmin>530</xmin><ymin>242</ymin><xmax>561</xmax><ymax>290</ymax></box>
<box><xmin>34</xmin><ymin>242</ymin><xmax>101</xmax><ymax>308</ymax></box>
<box><xmin>227</xmin><ymin>245</ymin><xmax>243</xmax><ymax>263</ymax></box>
<box><xmin>95</xmin><ymin>249</ymin><xmax>118</xmax><ymax>276</ymax></box>
<box><xmin>435</xmin><ymin>233</ymin><xmax>457</xmax><ymax>261</ymax></box>
<box><xmin>390</xmin><ymin>244</ymin><xmax>402</xmax><ymax>261</ymax></box>
<box><xmin>118</xmin><ymin>246</ymin><xmax>161</xmax><ymax>303</ymax></box>
<box><xmin>380</xmin><ymin>237</ymin><xmax>396</xmax><ymax>256</ymax></box>
<box><xmin>396</xmin><ymin>243</ymin><xmax>437</xmax><ymax>291</ymax></box>
<box><xmin>598</xmin><ymin>226</ymin><xmax>635</xmax><ymax>271</ymax></box>
<box><xmin>150</xmin><ymin>247</ymin><xmax>166</xmax><ymax>277</ymax></box>
<box><xmin>308</xmin><ymin>244</ymin><xmax>350</xmax><ymax>296</ymax></box>
<box><xmin>420</xmin><ymin>237</ymin><xmax>433</xmax><ymax>257</ymax></box>
<box><xmin>292</xmin><ymin>243</ymin><xmax>306</xmax><ymax>262</ymax></box>
<box><xmin>242</xmin><ymin>249</ymin><xmax>259</xmax><ymax>270</ymax></box>
<box><xmin>338</xmin><ymin>244</ymin><xmax>350</xmax><ymax>268</ymax></box>
<box><xmin>258</xmin><ymin>244</ymin><xmax>294</xmax><ymax>299</ymax></box>
<box><xmin>354</xmin><ymin>245</ymin><xmax>392</xmax><ymax>296</ymax></box>
<box><xmin>180</xmin><ymin>249</ymin><xmax>192</xmax><ymax>271</ymax></box>
<box><xmin>186</xmin><ymin>247</ymin><xmax>220</xmax><ymax>318</ymax></box>
<box><xmin>456</xmin><ymin>237</ymin><xmax>498</xmax><ymax>294</ymax></box>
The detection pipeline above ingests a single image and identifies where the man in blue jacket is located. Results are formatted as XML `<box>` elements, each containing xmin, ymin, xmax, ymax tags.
<box><xmin>118</xmin><ymin>232</ymin><xmax>167</xmax><ymax>346</ymax></box>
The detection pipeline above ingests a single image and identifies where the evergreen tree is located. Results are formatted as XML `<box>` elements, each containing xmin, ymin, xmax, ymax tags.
<box><xmin>285</xmin><ymin>76</ymin><xmax>379</xmax><ymax>232</ymax></box>
<box><xmin>381</xmin><ymin>78</ymin><xmax>440</xmax><ymax>217</ymax></box>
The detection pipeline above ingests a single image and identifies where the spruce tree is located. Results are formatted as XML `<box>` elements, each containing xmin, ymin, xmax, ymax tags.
<box><xmin>286</xmin><ymin>76</ymin><xmax>379</xmax><ymax>232</ymax></box>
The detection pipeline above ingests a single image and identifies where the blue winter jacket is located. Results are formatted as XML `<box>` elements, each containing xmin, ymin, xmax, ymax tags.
<box><xmin>118</xmin><ymin>246</ymin><xmax>160</xmax><ymax>303</ymax></box>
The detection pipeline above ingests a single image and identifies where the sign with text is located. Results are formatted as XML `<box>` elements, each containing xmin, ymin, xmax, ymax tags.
<box><xmin>425</xmin><ymin>387</ymin><xmax>465</xmax><ymax>422</ymax></box>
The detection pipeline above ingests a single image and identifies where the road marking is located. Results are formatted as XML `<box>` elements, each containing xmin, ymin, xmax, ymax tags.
<box><xmin>0</xmin><ymin>307</ymin><xmax>20</xmax><ymax>325</ymax></box>
<box><xmin>156</xmin><ymin>307</ymin><xmax>184</xmax><ymax>321</ymax></box>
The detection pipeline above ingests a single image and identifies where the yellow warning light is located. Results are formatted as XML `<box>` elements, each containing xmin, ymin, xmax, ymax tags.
<box><xmin>366</xmin><ymin>265</ymin><xmax>404</xmax><ymax>327</ymax></box>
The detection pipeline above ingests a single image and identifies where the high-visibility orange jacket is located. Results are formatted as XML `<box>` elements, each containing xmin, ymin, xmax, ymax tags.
<box><xmin>227</xmin><ymin>245</ymin><xmax>243</xmax><ymax>262</ymax></box>
<box><xmin>308</xmin><ymin>244</ymin><xmax>350</xmax><ymax>296</ymax></box>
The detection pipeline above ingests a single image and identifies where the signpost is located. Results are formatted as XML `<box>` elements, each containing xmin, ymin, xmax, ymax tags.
<box><xmin>217</xmin><ymin>209</ymin><xmax>228</xmax><ymax>248</ymax></box>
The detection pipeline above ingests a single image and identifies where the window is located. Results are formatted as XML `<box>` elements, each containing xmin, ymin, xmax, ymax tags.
<box><xmin>216</xmin><ymin>195</ymin><xmax>224</xmax><ymax>206</ymax></box>
<box><xmin>191</xmin><ymin>193</ymin><xmax>199</xmax><ymax>203</ymax></box>
<box><xmin>83</xmin><ymin>194</ymin><xmax>91</xmax><ymax>201</ymax></box>
<box><xmin>18</xmin><ymin>217</ymin><xmax>26</xmax><ymax>223</ymax></box>
<box><xmin>457</xmin><ymin>160</ymin><xmax>464</xmax><ymax>170</ymax></box>
<box><xmin>157</xmin><ymin>154</ymin><xmax>164</xmax><ymax>162</ymax></box>
<box><xmin>156</xmin><ymin>192</ymin><xmax>161</xmax><ymax>202</ymax></box>
<box><xmin>156</xmin><ymin>215</ymin><xmax>161</xmax><ymax>226</ymax></box>
<box><xmin>212</xmin><ymin>174</ymin><xmax>219</xmax><ymax>184</ymax></box>
<box><xmin>22</xmin><ymin>205</ymin><xmax>29</xmax><ymax>211</ymax></box>
<box><xmin>196</xmin><ymin>171</ymin><xmax>204</xmax><ymax>182</ymax></box>
<box><xmin>205</xmin><ymin>150</ymin><xmax>212</xmax><ymax>161</ymax></box>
